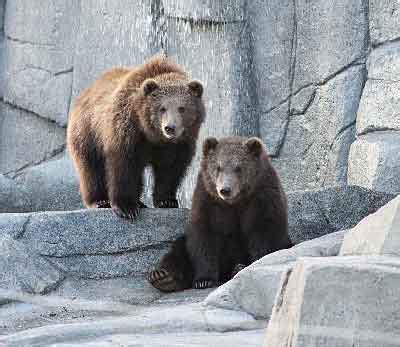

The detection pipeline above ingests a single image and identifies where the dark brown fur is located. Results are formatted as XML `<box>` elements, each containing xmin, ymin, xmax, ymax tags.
<box><xmin>67</xmin><ymin>55</ymin><xmax>205</xmax><ymax>219</ymax></box>
<box><xmin>149</xmin><ymin>136</ymin><xmax>292</xmax><ymax>291</ymax></box>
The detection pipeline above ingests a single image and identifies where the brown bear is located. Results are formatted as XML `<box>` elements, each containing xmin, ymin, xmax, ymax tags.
<box><xmin>67</xmin><ymin>55</ymin><xmax>205</xmax><ymax>219</ymax></box>
<box><xmin>149</xmin><ymin>136</ymin><xmax>292</xmax><ymax>291</ymax></box>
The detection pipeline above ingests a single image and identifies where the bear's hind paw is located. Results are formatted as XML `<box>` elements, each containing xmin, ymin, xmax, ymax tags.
<box><xmin>148</xmin><ymin>268</ymin><xmax>179</xmax><ymax>292</ymax></box>
<box><xmin>112</xmin><ymin>204</ymin><xmax>140</xmax><ymax>221</ymax></box>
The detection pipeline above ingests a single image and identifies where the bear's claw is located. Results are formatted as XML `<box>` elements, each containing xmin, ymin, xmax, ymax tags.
<box><xmin>148</xmin><ymin>268</ymin><xmax>178</xmax><ymax>292</ymax></box>
<box><xmin>112</xmin><ymin>204</ymin><xmax>140</xmax><ymax>221</ymax></box>
<box><xmin>193</xmin><ymin>279</ymin><xmax>215</xmax><ymax>289</ymax></box>
<box><xmin>154</xmin><ymin>199</ymin><xmax>179</xmax><ymax>208</ymax></box>
<box><xmin>96</xmin><ymin>200</ymin><xmax>111</xmax><ymax>208</ymax></box>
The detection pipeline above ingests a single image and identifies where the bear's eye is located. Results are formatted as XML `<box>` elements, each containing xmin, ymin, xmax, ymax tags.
<box><xmin>234</xmin><ymin>166</ymin><xmax>242</xmax><ymax>173</ymax></box>
<box><xmin>178</xmin><ymin>106</ymin><xmax>185</xmax><ymax>113</ymax></box>
<box><xmin>160</xmin><ymin>107</ymin><xmax>167</xmax><ymax>113</ymax></box>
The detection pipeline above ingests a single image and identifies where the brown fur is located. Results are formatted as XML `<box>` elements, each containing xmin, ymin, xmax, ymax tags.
<box><xmin>67</xmin><ymin>55</ymin><xmax>205</xmax><ymax>218</ymax></box>
<box><xmin>149</xmin><ymin>136</ymin><xmax>292</xmax><ymax>292</ymax></box>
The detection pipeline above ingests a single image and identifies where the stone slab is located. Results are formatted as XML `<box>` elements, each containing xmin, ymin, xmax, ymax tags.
<box><xmin>265</xmin><ymin>256</ymin><xmax>400</xmax><ymax>347</ymax></box>
<box><xmin>341</xmin><ymin>195</ymin><xmax>400</xmax><ymax>256</ymax></box>
<box><xmin>369</xmin><ymin>0</ymin><xmax>400</xmax><ymax>46</ymax></box>
<box><xmin>368</xmin><ymin>41</ymin><xmax>400</xmax><ymax>81</ymax></box>
<box><xmin>348</xmin><ymin>132</ymin><xmax>400</xmax><ymax>194</ymax></box>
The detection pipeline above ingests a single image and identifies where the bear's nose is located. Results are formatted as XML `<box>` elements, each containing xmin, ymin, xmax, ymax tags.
<box><xmin>220</xmin><ymin>187</ymin><xmax>231</xmax><ymax>197</ymax></box>
<box><xmin>164</xmin><ymin>125</ymin><xmax>176</xmax><ymax>136</ymax></box>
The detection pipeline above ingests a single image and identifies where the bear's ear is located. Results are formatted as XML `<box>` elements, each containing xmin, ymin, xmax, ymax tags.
<box><xmin>188</xmin><ymin>80</ymin><xmax>203</xmax><ymax>98</ymax></box>
<box><xmin>142</xmin><ymin>79</ymin><xmax>159</xmax><ymax>96</ymax></box>
<box><xmin>203</xmin><ymin>137</ymin><xmax>218</xmax><ymax>156</ymax></box>
<box><xmin>244</xmin><ymin>137</ymin><xmax>264</xmax><ymax>157</ymax></box>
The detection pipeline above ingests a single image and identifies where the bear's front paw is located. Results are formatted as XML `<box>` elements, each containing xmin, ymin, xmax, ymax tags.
<box><xmin>154</xmin><ymin>199</ymin><xmax>179</xmax><ymax>208</ymax></box>
<box><xmin>95</xmin><ymin>200</ymin><xmax>111</xmax><ymax>208</ymax></box>
<box><xmin>193</xmin><ymin>278</ymin><xmax>216</xmax><ymax>290</ymax></box>
<box><xmin>112</xmin><ymin>202</ymin><xmax>140</xmax><ymax>221</ymax></box>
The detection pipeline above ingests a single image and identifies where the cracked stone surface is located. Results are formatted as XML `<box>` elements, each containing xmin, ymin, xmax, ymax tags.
<box><xmin>369</xmin><ymin>0</ymin><xmax>400</xmax><ymax>46</ymax></box>
<box><xmin>0</xmin><ymin>234</ymin><xmax>65</xmax><ymax>295</ymax></box>
<box><xmin>348</xmin><ymin>132</ymin><xmax>400</xmax><ymax>194</ymax></box>
<box><xmin>273</xmin><ymin>65</ymin><xmax>365</xmax><ymax>191</ymax></box>
<box><xmin>293</xmin><ymin>0</ymin><xmax>368</xmax><ymax>91</ymax></box>
<box><xmin>0</xmin><ymin>102</ymin><xmax>66</xmax><ymax>174</ymax></box>
<box><xmin>0</xmin><ymin>153</ymin><xmax>82</xmax><ymax>213</ymax></box>
<box><xmin>3</xmin><ymin>0</ymin><xmax>79</xmax><ymax>126</ymax></box>
<box><xmin>265</xmin><ymin>256</ymin><xmax>400</xmax><ymax>347</ymax></box>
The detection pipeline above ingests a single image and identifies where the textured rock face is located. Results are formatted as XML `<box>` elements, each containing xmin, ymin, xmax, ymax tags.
<box><xmin>369</xmin><ymin>0</ymin><xmax>400</xmax><ymax>46</ymax></box>
<box><xmin>287</xmin><ymin>186</ymin><xmax>396</xmax><ymax>244</ymax></box>
<box><xmin>341</xmin><ymin>195</ymin><xmax>400</xmax><ymax>256</ymax></box>
<box><xmin>0</xmin><ymin>234</ymin><xmax>64</xmax><ymax>294</ymax></box>
<box><xmin>265</xmin><ymin>256</ymin><xmax>400</xmax><ymax>347</ymax></box>
<box><xmin>3</xmin><ymin>0</ymin><xmax>79</xmax><ymax>126</ymax></box>
<box><xmin>0</xmin><ymin>102</ymin><xmax>65</xmax><ymax>174</ymax></box>
<box><xmin>348</xmin><ymin>133</ymin><xmax>400</xmax><ymax>194</ymax></box>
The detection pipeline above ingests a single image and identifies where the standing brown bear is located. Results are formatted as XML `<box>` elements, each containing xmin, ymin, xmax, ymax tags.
<box><xmin>67</xmin><ymin>55</ymin><xmax>205</xmax><ymax>219</ymax></box>
<box><xmin>149</xmin><ymin>136</ymin><xmax>292</xmax><ymax>291</ymax></box>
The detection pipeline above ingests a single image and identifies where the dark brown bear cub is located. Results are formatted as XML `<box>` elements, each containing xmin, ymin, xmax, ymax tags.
<box><xmin>67</xmin><ymin>55</ymin><xmax>205</xmax><ymax>219</ymax></box>
<box><xmin>149</xmin><ymin>136</ymin><xmax>292</xmax><ymax>291</ymax></box>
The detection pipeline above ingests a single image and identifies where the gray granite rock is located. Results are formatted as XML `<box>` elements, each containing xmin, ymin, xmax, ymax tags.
<box><xmin>0</xmin><ymin>153</ymin><xmax>80</xmax><ymax>214</ymax></box>
<box><xmin>0</xmin><ymin>0</ymin><xmax>4</xmax><ymax>33</ymax></box>
<box><xmin>290</xmin><ymin>86</ymin><xmax>316</xmax><ymax>115</ymax></box>
<box><xmin>0</xmin><ymin>102</ymin><xmax>65</xmax><ymax>174</ymax></box>
<box><xmin>287</xmin><ymin>185</ymin><xmax>396</xmax><ymax>244</ymax></box>
<box><xmin>248</xmin><ymin>0</ymin><xmax>294</xmax><ymax>112</ymax></box>
<box><xmin>3</xmin><ymin>0</ymin><xmax>79</xmax><ymax>126</ymax></box>
<box><xmin>260</xmin><ymin>102</ymin><xmax>289</xmax><ymax>156</ymax></box>
<box><xmin>0</xmin><ymin>234</ymin><xmax>64</xmax><ymax>294</ymax></box>
<box><xmin>369</xmin><ymin>0</ymin><xmax>400</xmax><ymax>46</ymax></box>
<box><xmin>205</xmin><ymin>231</ymin><xmax>346</xmax><ymax>319</ymax></box>
<box><xmin>0</xmin><ymin>301</ymin><xmax>263</xmax><ymax>346</ymax></box>
<box><xmin>368</xmin><ymin>41</ymin><xmax>400</xmax><ymax>81</ymax></box>
<box><xmin>348</xmin><ymin>132</ymin><xmax>400</xmax><ymax>194</ymax></box>
<box><xmin>341</xmin><ymin>195</ymin><xmax>400</xmax><ymax>256</ymax></box>
<box><xmin>71</xmin><ymin>0</ymin><xmax>162</xmax><ymax>102</ymax></box>
<box><xmin>55</xmin><ymin>276</ymin><xmax>162</xmax><ymax>305</ymax></box>
<box><xmin>357</xmin><ymin>80</ymin><xmax>400</xmax><ymax>135</ymax></box>
<box><xmin>265</xmin><ymin>256</ymin><xmax>400</xmax><ymax>347</ymax></box>
<box><xmin>293</xmin><ymin>0</ymin><xmax>368</xmax><ymax>91</ymax></box>
<box><xmin>163</xmin><ymin>0</ymin><xmax>245</xmax><ymax>22</ymax></box>
<box><xmin>275</xmin><ymin>65</ymin><xmax>365</xmax><ymax>191</ymax></box>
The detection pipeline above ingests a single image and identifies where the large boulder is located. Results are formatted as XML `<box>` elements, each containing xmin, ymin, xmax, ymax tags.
<box><xmin>265</xmin><ymin>256</ymin><xmax>400</xmax><ymax>347</ymax></box>
<box><xmin>0</xmin><ymin>234</ymin><xmax>64</xmax><ymax>294</ymax></box>
<box><xmin>348</xmin><ymin>132</ymin><xmax>400</xmax><ymax>194</ymax></box>
<box><xmin>341</xmin><ymin>195</ymin><xmax>400</xmax><ymax>256</ymax></box>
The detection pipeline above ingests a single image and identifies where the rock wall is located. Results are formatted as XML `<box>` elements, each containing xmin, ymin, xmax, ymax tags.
<box><xmin>0</xmin><ymin>0</ymin><xmax>399</xmax><ymax>211</ymax></box>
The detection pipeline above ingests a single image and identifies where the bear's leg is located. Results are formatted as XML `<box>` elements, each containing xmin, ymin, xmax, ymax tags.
<box><xmin>152</xmin><ymin>144</ymin><xmax>193</xmax><ymax>208</ymax></box>
<box><xmin>71</xmin><ymin>146</ymin><xmax>108</xmax><ymax>208</ymax></box>
<box><xmin>186</xmin><ymin>227</ymin><xmax>220</xmax><ymax>289</ymax></box>
<box><xmin>148</xmin><ymin>236</ymin><xmax>193</xmax><ymax>292</ymax></box>
<box><xmin>106</xmin><ymin>149</ymin><xmax>145</xmax><ymax>220</ymax></box>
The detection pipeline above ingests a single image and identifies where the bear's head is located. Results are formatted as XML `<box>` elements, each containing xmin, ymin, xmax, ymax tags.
<box><xmin>138</xmin><ymin>78</ymin><xmax>205</xmax><ymax>143</ymax></box>
<box><xmin>201</xmin><ymin>136</ymin><xmax>267</xmax><ymax>204</ymax></box>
